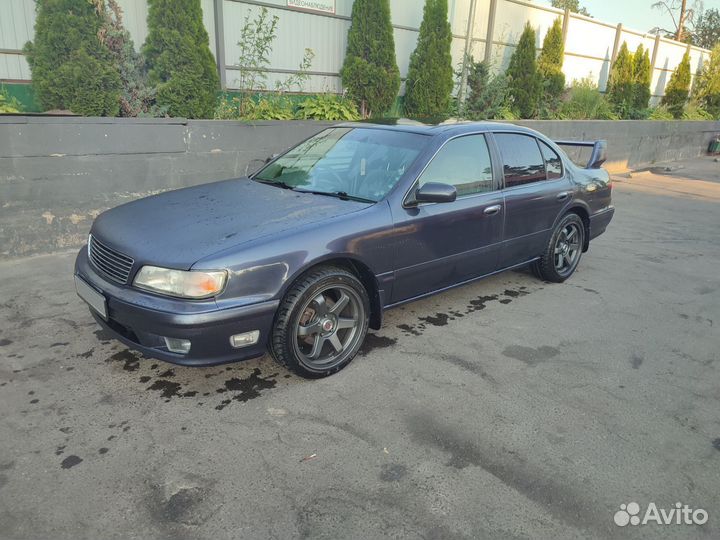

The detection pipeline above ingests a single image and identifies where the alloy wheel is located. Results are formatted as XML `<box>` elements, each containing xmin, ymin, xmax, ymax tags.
<box><xmin>293</xmin><ymin>284</ymin><xmax>363</xmax><ymax>370</ymax></box>
<box><xmin>554</xmin><ymin>222</ymin><xmax>582</xmax><ymax>275</ymax></box>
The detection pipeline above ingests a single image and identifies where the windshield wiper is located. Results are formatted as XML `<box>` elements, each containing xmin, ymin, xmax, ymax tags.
<box><xmin>253</xmin><ymin>178</ymin><xmax>295</xmax><ymax>190</ymax></box>
<box><xmin>295</xmin><ymin>189</ymin><xmax>375</xmax><ymax>203</ymax></box>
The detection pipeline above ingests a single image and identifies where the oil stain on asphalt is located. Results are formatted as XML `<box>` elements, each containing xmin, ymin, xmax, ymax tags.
<box><xmin>60</xmin><ymin>455</ymin><xmax>83</xmax><ymax>469</ymax></box>
<box><xmin>106</xmin><ymin>350</ymin><xmax>141</xmax><ymax>372</ymax></box>
<box><xmin>215</xmin><ymin>368</ymin><xmax>278</xmax><ymax>410</ymax></box>
<box><xmin>358</xmin><ymin>334</ymin><xmax>397</xmax><ymax>356</ymax></box>
<box><xmin>397</xmin><ymin>286</ymin><xmax>533</xmax><ymax>337</ymax></box>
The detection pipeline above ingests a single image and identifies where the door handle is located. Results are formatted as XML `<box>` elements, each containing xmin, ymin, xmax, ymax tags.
<box><xmin>556</xmin><ymin>191</ymin><xmax>570</xmax><ymax>201</ymax></box>
<box><xmin>483</xmin><ymin>204</ymin><xmax>502</xmax><ymax>215</ymax></box>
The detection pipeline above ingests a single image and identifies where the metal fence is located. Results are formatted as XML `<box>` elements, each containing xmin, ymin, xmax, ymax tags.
<box><xmin>0</xmin><ymin>0</ymin><xmax>712</xmax><ymax>104</ymax></box>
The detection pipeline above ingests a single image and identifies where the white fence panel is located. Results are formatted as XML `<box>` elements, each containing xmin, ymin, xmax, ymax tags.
<box><xmin>0</xmin><ymin>0</ymin><xmax>713</xmax><ymax>105</ymax></box>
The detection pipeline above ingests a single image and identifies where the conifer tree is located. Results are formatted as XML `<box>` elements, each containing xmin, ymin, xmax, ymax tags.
<box><xmin>507</xmin><ymin>23</ymin><xmax>541</xmax><ymax>118</ymax></box>
<box><xmin>143</xmin><ymin>0</ymin><xmax>219</xmax><ymax>118</ymax></box>
<box><xmin>607</xmin><ymin>42</ymin><xmax>634</xmax><ymax>116</ymax></box>
<box><xmin>661</xmin><ymin>51</ymin><xmax>692</xmax><ymax>118</ymax></box>
<box><xmin>24</xmin><ymin>0</ymin><xmax>121</xmax><ymax>115</ymax></box>
<box><xmin>538</xmin><ymin>18</ymin><xmax>566</xmax><ymax>102</ymax></box>
<box><xmin>404</xmin><ymin>0</ymin><xmax>454</xmax><ymax>117</ymax></box>
<box><xmin>632</xmin><ymin>44</ymin><xmax>652</xmax><ymax>111</ymax></box>
<box><xmin>694</xmin><ymin>44</ymin><xmax>720</xmax><ymax>118</ymax></box>
<box><xmin>340</xmin><ymin>0</ymin><xmax>400</xmax><ymax>118</ymax></box>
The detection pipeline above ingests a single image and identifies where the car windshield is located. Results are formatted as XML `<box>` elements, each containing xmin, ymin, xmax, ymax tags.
<box><xmin>253</xmin><ymin>127</ymin><xmax>429</xmax><ymax>202</ymax></box>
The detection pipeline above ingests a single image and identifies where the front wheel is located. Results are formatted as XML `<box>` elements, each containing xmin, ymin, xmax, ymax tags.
<box><xmin>270</xmin><ymin>266</ymin><xmax>370</xmax><ymax>378</ymax></box>
<box><xmin>533</xmin><ymin>213</ymin><xmax>585</xmax><ymax>283</ymax></box>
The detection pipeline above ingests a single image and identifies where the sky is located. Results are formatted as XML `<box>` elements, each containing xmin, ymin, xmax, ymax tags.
<box><xmin>536</xmin><ymin>0</ymin><xmax>720</xmax><ymax>35</ymax></box>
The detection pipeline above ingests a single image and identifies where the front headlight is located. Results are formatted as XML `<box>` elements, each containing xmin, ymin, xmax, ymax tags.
<box><xmin>133</xmin><ymin>266</ymin><xmax>227</xmax><ymax>299</ymax></box>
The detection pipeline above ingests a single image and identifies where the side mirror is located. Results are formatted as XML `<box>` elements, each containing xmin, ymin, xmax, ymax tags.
<box><xmin>412</xmin><ymin>182</ymin><xmax>457</xmax><ymax>204</ymax></box>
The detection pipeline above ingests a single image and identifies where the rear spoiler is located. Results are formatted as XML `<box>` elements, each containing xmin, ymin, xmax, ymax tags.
<box><xmin>555</xmin><ymin>140</ymin><xmax>607</xmax><ymax>169</ymax></box>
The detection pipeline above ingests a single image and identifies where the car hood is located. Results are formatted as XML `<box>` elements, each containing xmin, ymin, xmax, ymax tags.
<box><xmin>91</xmin><ymin>178</ymin><xmax>372</xmax><ymax>269</ymax></box>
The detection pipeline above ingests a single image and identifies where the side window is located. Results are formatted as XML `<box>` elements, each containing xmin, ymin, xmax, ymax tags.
<box><xmin>494</xmin><ymin>133</ymin><xmax>546</xmax><ymax>188</ymax></box>
<box><xmin>418</xmin><ymin>135</ymin><xmax>494</xmax><ymax>197</ymax></box>
<box><xmin>539</xmin><ymin>140</ymin><xmax>563</xmax><ymax>180</ymax></box>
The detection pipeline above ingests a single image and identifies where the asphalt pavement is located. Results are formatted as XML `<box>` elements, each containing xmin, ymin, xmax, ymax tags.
<box><xmin>0</xmin><ymin>157</ymin><xmax>718</xmax><ymax>540</ymax></box>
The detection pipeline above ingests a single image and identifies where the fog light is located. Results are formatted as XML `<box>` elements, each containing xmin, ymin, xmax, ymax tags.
<box><xmin>164</xmin><ymin>337</ymin><xmax>191</xmax><ymax>354</ymax></box>
<box><xmin>230</xmin><ymin>330</ymin><xmax>260</xmax><ymax>348</ymax></box>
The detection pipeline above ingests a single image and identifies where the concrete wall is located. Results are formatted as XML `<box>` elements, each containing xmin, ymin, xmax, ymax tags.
<box><xmin>1</xmin><ymin>116</ymin><xmax>718</xmax><ymax>260</ymax></box>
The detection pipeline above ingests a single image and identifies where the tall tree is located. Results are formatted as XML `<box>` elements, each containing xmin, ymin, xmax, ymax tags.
<box><xmin>24</xmin><ymin>0</ymin><xmax>121</xmax><ymax>115</ymax></box>
<box><xmin>607</xmin><ymin>42</ymin><xmax>635</xmax><ymax>116</ymax></box>
<box><xmin>693</xmin><ymin>43</ymin><xmax>720</xmax><ymax>117</ymax></box>
<box><xmin>99</xmin><ymin>0</ymin><xmax>160</xmax><ymax>117</ymax></box>
<box><xmin>661</xmin><ymin>51</ymin><xmax>692</xmax><ymax>117</ymax></box>
<box><xmin>507</xmin><ymin>23</ymin><xmax>541</xmax><ymax>118</ymax></box>
<box><xmin>632</xmin><ymin>44</ymin><xmax>652</xmax><ymax>111</ymax></box>
<box><xmin>340</xmin><ymin>0</ymin><xmax>400</xmax><ymax>118</ymax></box>
<box><xmin>537</xmin><ymin>17</ymin><xmax>566</xmax><ymax>102</ymax></box>
<box><xmin>465</xmin><ymin>60</ymin><xmax>511</xmax><ymax>120</ymax></box>
<box><xmin>651</xmin><ymin>0</ymin><xmax>694</xmax><ymax>41</ymax></box>
<box><xmin>551</xmin><ymin>0</ymin><xmax>590</xmax><ymax>17</ymax></box>
<box><xmin>692</xmin><ymin>8</ymin><xmax>720</xmax><ymax>49</ymax></box>
<box><xmin>404</xmin><ymin>0</ymin><xmax>454</xmax><ymax>117</ymax></box>
<box><xmin>143</xmin><ymin>0</ymin><xmax>219</xmax><ymax>118</ymax></box>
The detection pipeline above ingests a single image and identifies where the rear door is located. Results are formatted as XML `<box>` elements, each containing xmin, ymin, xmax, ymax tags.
<box><xmin>492</xmin><ymin>133</ymin><xmax>573</xmax><ymax>268</ymax></box>
<box><xmin>390</xmin><ymin>134</ymin><xmax>504</xmax><ymax>302</ymax></box>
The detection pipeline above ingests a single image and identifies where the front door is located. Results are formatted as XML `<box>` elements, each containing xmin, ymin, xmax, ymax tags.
<box><xmin>390</xmin><ymin>134</ymin><xmax>504</xmax><ymax>303</ymax></box>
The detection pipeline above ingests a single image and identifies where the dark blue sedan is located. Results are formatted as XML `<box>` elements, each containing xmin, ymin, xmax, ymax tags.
<box><xmin>74</xmin><ymin>121</ymin><xmax>614</xmax><ymax>377</ymax></box>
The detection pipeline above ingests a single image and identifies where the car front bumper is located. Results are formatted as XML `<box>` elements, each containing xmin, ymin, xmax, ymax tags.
<box><xmin>74</xmin><ymin>247</ymin><xmax>278</xmax><ymax>366</ymax></box>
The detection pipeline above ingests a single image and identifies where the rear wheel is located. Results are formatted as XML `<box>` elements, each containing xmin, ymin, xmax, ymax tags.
<box><xmin>533</xmin><ymin>213</ymin><xmax>585</xmax><ymax>283</ymax></box>
<box><xmin>270</xmin><ymin>266</ymin><xmax>370</xmax><ymax>378</ymax></box>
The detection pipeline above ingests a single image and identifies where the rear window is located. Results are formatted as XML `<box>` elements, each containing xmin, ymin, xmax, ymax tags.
<box><xmin>540</xmin><ymin>140</ymin><xmax>563</xmax><ymax>180</ymax></box>
<box><xmin>494</xmin><ymin>133</ymin><xmax>546</xmax><ymax>188</ymax></box>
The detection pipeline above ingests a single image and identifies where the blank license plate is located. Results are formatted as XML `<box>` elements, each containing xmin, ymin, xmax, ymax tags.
<box><xmin>75</xmin><ymin>275</ymin><xmax>108</xmax><ymax>320</ymax></box>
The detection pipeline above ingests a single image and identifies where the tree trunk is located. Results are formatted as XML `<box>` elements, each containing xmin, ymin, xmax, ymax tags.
<box><xmin>675</xmin><ymin>0</ymin><xmax>688</xmax><ymax>41</ymax></box>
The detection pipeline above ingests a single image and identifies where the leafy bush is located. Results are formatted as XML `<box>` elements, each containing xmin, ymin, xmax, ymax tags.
<box><xmin>507</xmin><ymin>23</ymin><xmax>541</xmax><ymax>118</ymax></box>
<box><xmin>24</xmin><ymin>0</ymin><xmax>121</xmax><ymax>115</ymax></box>
<box><xmin>607</xmin><ymin>42</ymin><xmax>634</xmax><ymax>117</ymax></box>
<box><xmin>648</xmin><ymin>106</ymin><xmax>674</xmax><ymax>120</ymax></box>
<box><xmin>538</xmin><ymin>17</ymin><xmax>566</xmax><ymax>104</ymax></box>
<box><xmin>0</xmin><ymin>86</ymin><xmax>23</xmax><ymax>113</ymax></box>
<box><xmin>296</xmin><ymin>94</ymin><xmax>360</xmax><ymax>120</ymax></box>
<box><xmin>682</xmin><ymin>103</ymin><xmax>714</xmax><ymax>120</ymax></box>
<box><xmin>245</xmin><ymin>97</ymin><xmax>295</xmax><ymax>120</ymax></box>
<box><xmin>143</xmin><ymin>0</ymin><xmax>219</xmax><ymax>118</ymax></box>
<box><xmin>464</xmin><ymin>60</ymin><xmax>513</xmax><ymax>120</ymax></box>
<box><xmin>559</xmin><ymin>78</ymin><xmax>617</xmax><ymax>119</ymax></box>
<box><xmin>694</xmin><ymin>43</ymin><xmax>720</xmax><ymax>119</ymax></box>
<box><xmin>226</xmin><ymin>6</ymin><xmax>314</xmax><ymax>119</ymax></box>
<box><xmin>661</xmin><ymin>52</ymin><xmax>691</xmax><ymax>119</ymax></box>
<box><xmin>404</xmin><ymin>0</ymin><xmax>454</xmax><ymax>117</ymax></box>
<box><xmin>235</xmin><ymin>7</ymin><xmax>279</xmax><ymax>101</ymax></box>
<box><xmin>632</xmin><ymin>44</ymin><xmax>652</xmax><ymax>112</ymax></box>
<box><xmin>341</xmin><ymin>0</ymin><xmax>400</xmax><ymax>118</ymax></box>
<box><xmin>214</xmin><ymin>94</ymin><xmax>294</xmax><ymax>120</ymax></box>
<box><xmin>99</xmin><ymin>0</ymin><xmax>163</xmax><ymax>117</ymax></box>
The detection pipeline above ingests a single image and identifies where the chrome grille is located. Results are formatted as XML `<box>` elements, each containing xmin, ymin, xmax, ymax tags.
<box><xmin>88</xmin><ymin>235</ymin><xmax>134</xmax><ymax>284</ymax></box>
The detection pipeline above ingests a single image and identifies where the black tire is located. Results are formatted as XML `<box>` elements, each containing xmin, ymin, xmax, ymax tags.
<box><xmin>270</xmin><ymin>265</ymin><xmax>370</xmax><ymax>378</ymax></box>
<box><xmin>533</xmin><ymin>213</ymin><xmax>585</xmax><ymax>283</ymax></box>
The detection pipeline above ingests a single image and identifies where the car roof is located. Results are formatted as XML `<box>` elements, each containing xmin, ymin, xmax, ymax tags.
<box><xmin>336</xmin><ymin>118</ymin><xmax>540</xmax><ymax>137</ymax></box>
